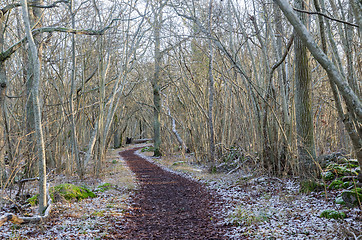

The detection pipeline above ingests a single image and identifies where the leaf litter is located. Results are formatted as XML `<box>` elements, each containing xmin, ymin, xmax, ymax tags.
<box><xmin>0</xmin><ymin>146</ymin><xmax>361</xmax><ymax>239</ymax></box>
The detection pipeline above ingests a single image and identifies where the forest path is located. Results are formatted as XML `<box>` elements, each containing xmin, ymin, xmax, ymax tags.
<box><xmin>115</xmin><ymin>148</ymin><xmax>227</xmax><ymax>239</ymax></box>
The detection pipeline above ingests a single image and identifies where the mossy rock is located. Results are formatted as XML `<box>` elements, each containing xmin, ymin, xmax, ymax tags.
<box><xmin>96</xmin><ymin>183</ymin><xmax>113</xmax><ymax>192</ymax></box>
<box><xmin>50</xmin><ymin>184</ymin><xmax>96</xmax><ymax>202</ymax></box>
<box><xmin>300</xmin><ymin>180</ymin><xmax>324</xmax><ymax>193</ymax></box>
<box><xmin>343</xmin><ymin>163</ymin><xmax>359</xmax><ymax>168</ymax></box>
<box><xmin>328</xmin><ymin>180</ymin><xmax>344</xmax><ymax>190</ymax></box>
<box><xmin>320</xmin><ymin>209</ymin><xmax>346</xmax><ymax>219</ymax></box>
<box><xmin>26</xmin><ymin>184</ymin><xmax>95</xmax><ymax>205</ymax></box>
<box><xmin>322</xmin><ymin>171</ymin><xmax>335</xmax><ymax>181</ymax></box>
<box><xmin>348</xmin><ymin>159</ymin><xmax>359</xmax><ymax>165</ymax></box>
<box><xmin>325</xmin><ymin>164</ymin><xmax>358</xmax><ymax>177</ymax></box>
<box><xmin>342</xmin><ymin>188</ymin><xmax>362</xmax><ymax>207</ymax></box>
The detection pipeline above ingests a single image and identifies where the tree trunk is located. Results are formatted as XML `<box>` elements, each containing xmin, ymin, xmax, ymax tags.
<box><xmin>113</xmin><ymin>115</ymin><xmax>121</xmax><ymax>149</ymax></box>
<box><xmin>0</xmin><ymin>14</ymin><xmax>7</xmax><ymax>183</ymax></box>
<box><xmin>207</xmin><ymin>0</ymin><xmax>215</xmax><ymax>164</ymax></box>
<box><xmin>25</xmin><ymin>0</ymin><xmax>43</xmax><ymax>178</ymax></box>
<box><xmin>273</xmin><ymin>3</ymin><xmax>291</xmax><ymax>174</ymax></box>
<box><xmin>350</xmin><ymin>0</ymin><xmax>362</xmax><ymax>36</ymax></box>
<box><xmin>293</xmin><ymin>0</ymin><xmax>316</xmax><ymax>176</ymax></box>
<box><xmin>21</xmin><ymin>0</ymin><xmax>47</xmax><ymax>215</ymax></box>
<box><xmin>69</xmin><ymin>2</ymin><xmax>83</xmax><ymax>178</ymax></box>
<box><xmin>152</xmin><ymin>2</ymin><xmax>162</xmax><ymax>157</ymax></box>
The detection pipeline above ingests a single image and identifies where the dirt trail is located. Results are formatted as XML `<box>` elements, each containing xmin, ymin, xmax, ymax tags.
<box><xmin>115</xmin><ymin>148</ymin><xmax>227</xmax><ymax>239</ymax></box>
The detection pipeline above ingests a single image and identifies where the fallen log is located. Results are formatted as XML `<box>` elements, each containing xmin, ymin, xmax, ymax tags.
<box><xmin>131</xmin><ymin>138</ymin><xmax>153</xmax><ymax>144</ymax></box>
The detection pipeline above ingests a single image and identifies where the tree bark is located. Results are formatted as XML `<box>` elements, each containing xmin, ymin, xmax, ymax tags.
<box><xmin>293</xmin><ymin>0</ymin><xmax>316</xmax><ymax>176</ymax></box>
<box><xmin>0</xmin><ymin>13</ymin><xmax>7</xmax><ymax>183</ymax></box>
<box><xmin>69</xmin><ymin>1</ymin><xmax>83</xmax><ymax>178</ymax></box>
<box><xmin>207</xmin><ymin>0</ymin><xmax>215</xmax><ymax>164</ymax></box>
<box><xmin>21</xmin><ymin>0</ymin><xmax>47</xmax><ymax>215</ymax></box>
<box><xmin>152</xmin><ymin>2</ymin><xmax>162</xmax><ymax>157</ymax></box>
<box><xmin>25</xmin><ymin>0</ymin><xmax>43</xmax><ymax>178</ymax></box>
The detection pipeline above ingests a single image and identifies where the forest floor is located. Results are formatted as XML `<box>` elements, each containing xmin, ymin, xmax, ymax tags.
<box><xmin>0</xmin><ymin>144</ymin><xmax>361</xmax><ymax>239</ymax></box>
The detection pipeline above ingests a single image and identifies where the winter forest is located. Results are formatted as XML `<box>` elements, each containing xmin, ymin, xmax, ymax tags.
<box><xmin>0</xmin><ymin>0</ymin><xmax>361</xmax><ymax>239</ymax></box>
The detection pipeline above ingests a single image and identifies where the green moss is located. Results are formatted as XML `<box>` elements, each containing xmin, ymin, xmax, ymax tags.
<box><xmin>300</xmin><ymin>180</ymin><xmax>324</xmax><ymax>193</ymax></box>
<box><xmin>344</xmin><ymin>163</ymin><xmax>359</xmax><ymax>168</ymax></box>
<box><xmin>335</xmin><ymin>196</ymin><xmax>345</xmax><ymax>205</ymax></box>
<box><xmin>27</xmin><ymin>194</ymin><xmax>39</xmax><ymax>206</ymax></box>
<box><xmin>50</xmin><ymin>183</ymin><xmax>96</xmax><ymax>201</ymax></box>
<box><xmin>328</xmin><ymin>180</ymin><xmax>343</xmax><ymax>190</ymax></box>
<box><xmin>342</xmin><ymin>181</ymin><xmax>352</xmax><ymax>189</ymax></box>
<box><xmin>322</xmin><ymin>171</ymin><xmax>335</xmax><ymax>180</ymax></box>
<box><xmin>326</xmin><ymin>164</ymin><xmax>358</xmax><ymax>176</ymax></box>
<box><xmin>96</xmin><ymin>183</ymin><xmax>113</xmax><ymax>192</ymax></box>
<box><xmin>320</xmin><ymin>209</ymin><xmax>346</xmax><ymax>219</ymax></box>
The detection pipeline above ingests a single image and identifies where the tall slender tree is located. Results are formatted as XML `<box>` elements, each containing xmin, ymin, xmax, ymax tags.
<box><xmin>21</xmin><ymin>0</ymin><xmax>47</xmax><ymax>214</ymax></box>
<box><xmin>152</xmin><ymin>1</ymin><xmax>163</xmax><ymax>157</ymax></box>
<box><xmin>207</xmin><ymin>0</ymin><xmax>215</xmax><ymax>164</ymax></box>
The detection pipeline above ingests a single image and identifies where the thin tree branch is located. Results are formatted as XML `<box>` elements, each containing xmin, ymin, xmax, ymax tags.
<box><xmin>0</xmin><ymin>20</ymin><xmax>122</xmax><ymax>62</ymax></box>
<box><xmin>1</xmin><ymin>0</ymin><xmax>69</xmax><ymax>16</ymax></box>
<box><xmin>293</xmin><ymin>7</ymin><xmax>359</xmax><ymax>28</ymax></box>
<box><xmin>271</xmin><ymin>33</ymin><xmax>294</xmax><ymax>73</ymax></box>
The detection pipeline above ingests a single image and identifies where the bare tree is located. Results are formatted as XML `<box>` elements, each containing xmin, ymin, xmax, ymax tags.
<box><xmin>152</xmin><ymin>0</ymin><xmax>164</xmax><ymax>157</ymax></box>
<box><xmin>207</xmin><ymin>0</ymin><xmax>215</xmax><ymax>164</ymax></box>
<box><xmin>21</xmin><ymin>0</ymin><xmax>47</xmax><ymax>214</ymax></box>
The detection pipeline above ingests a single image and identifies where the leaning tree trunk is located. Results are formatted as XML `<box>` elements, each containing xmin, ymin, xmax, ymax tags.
<box><xmin>21</xmin><ymin>0</ymin><xmax>47</xmax><ymax>214</ymax></box>
<box><xmin>293</xmin><ymin>0</ymin><xmax>316</xmax><ymax>177</ymax></box>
